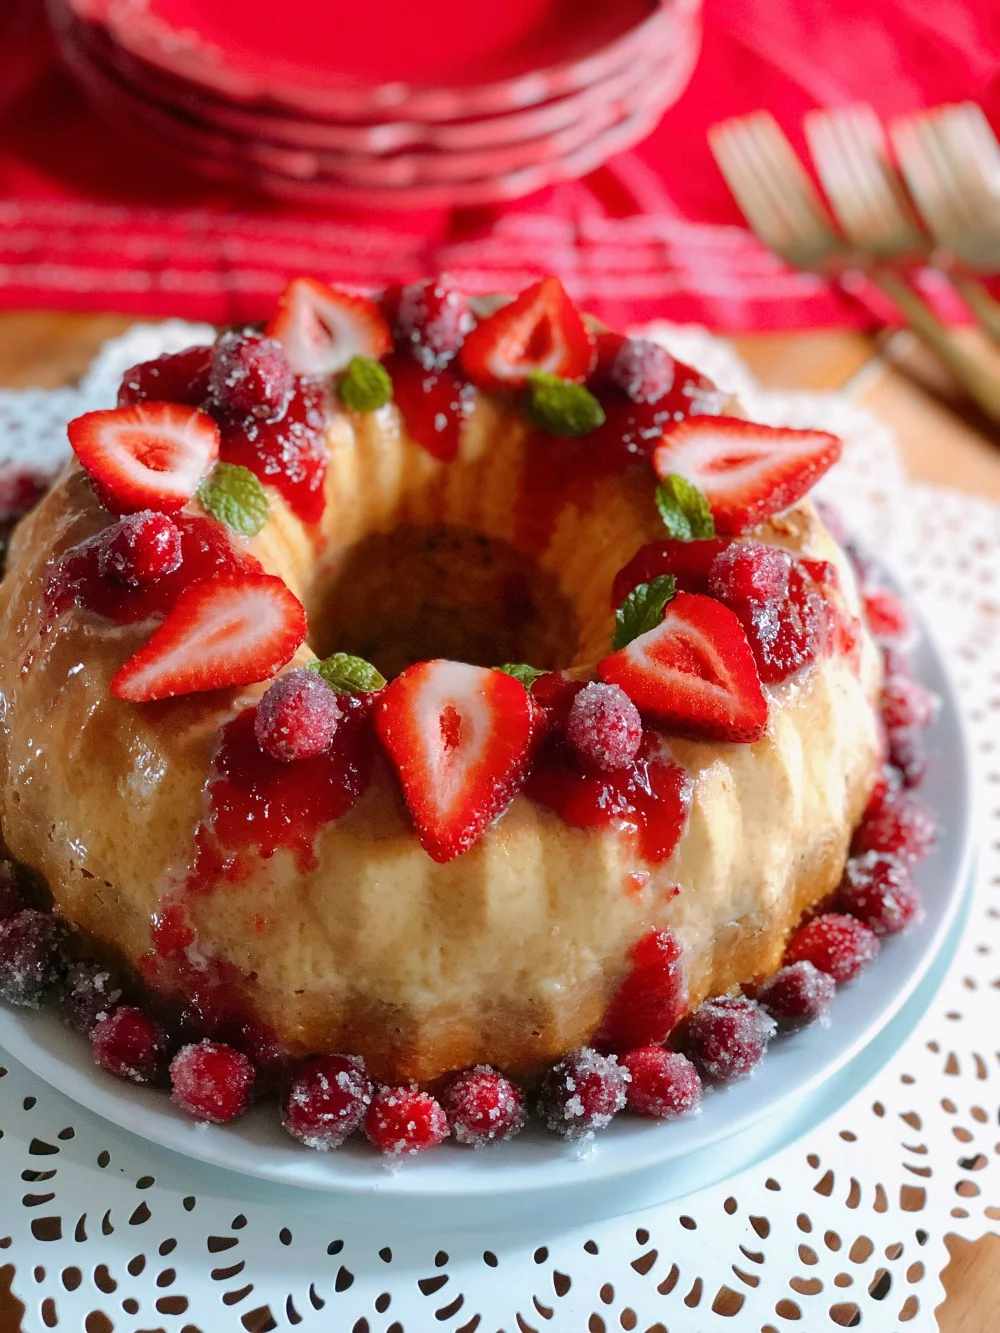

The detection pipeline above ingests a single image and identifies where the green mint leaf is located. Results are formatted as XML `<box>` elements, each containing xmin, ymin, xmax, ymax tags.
<box><xmin>527</xmin><ymin>372</ymin><xmax>606</xmax><ymax>438</ymax></box>
<box><xmin>307</xmin><ymin>652</ymin><xmax>386</xmax><ymax>695</ymax></box>
<box><xmin>496</xmin><ymin>663</ymin><xmax>547</xmax><ymax>690</ymax></box>
<box><xmin>338</xmin><ymin>355</ymin><xmax>393</xmax><ymax>412</ymax></box>
<box><xmin>654</xmin><ymin>474</ymin><xmax>715</xmax><ymax>541</ymax></box>
<box><xmin>196</xmin><ymin>462</ymin><xmax>270</xmax><ymax>537</ymax></box>
<box><xmin>612</xmin><ymin>575</ymin><xmax>676</xmax><ymax>651</ymax></box>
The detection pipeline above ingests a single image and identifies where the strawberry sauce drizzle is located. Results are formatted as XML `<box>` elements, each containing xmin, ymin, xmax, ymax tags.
<box><xmin>385</xmin><ymin>352</ymin><xmax>476</xmax><ymax>463</ymax></box>
<box><xmin>526</xmin><ymin>731</ymin><xmax>691</xmax><ymax>865</ymax></box>
<box><xmin>219</xmin><ymin>376</ymin><xmax>328</xmax><ymax>524</ymax></box>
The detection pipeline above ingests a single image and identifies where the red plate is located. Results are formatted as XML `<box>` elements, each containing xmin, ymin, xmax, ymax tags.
<box><xmin>67</xmin><ymin>0</ymin><xmax>681</xmax><ymax>120</ymax></box>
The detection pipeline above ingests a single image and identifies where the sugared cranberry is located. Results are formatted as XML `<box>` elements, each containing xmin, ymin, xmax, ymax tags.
<box><xmin>537</xmin><ymin>1048</ymin><xmax>628</xmax><ymax>1139</ymax></box>
<box><xmin>756</xmin><ymin>961</ymin><xmax>835</xmax><ymax>1031</ymax></box>
<box><xmin>0</xmin><ymin>860</ymin><xmax>29</xmax><ymax>920</ymax></box>
<box><xmin>282</xmin><ymin>1054</ymin><xmax>372</xmax><ymax>1150</ymax></box>
<box><xmin>390</xmin><ymin>277</ymin><xmax>473</xmax><ymax>371</ymax></box>
<box><xmin>708</xmin><ymin>541</ymin><xmax>790</xmax><ymax>604</ymax></box>
<box><xmin>621</xmin><ymin>1047</ymin><xmax>702</xmax><ymax>1119</ymax></box>
<box><xmin>863</xmin><ymin>586</ymin><xmax>911</xmax><ymax>642</ymax></box>
<box><xmin>887</xmin><ymin>728</ymin><xmax>928</xmax><ymax>788</ymax></box>
<box><xmin>838</xmin><ymin>851</ymin><xmax>922</xmax><ymax>936</ymax></box>
<box><xmin>0</xmin><ymin>909</ymin><xmax>68</xmax><ymax>1007</ymax></box>
<box><xmin>597</xmin><ymin>929</ymin><xmax>687</xmax><ymax>1051</ymax></box>
<box><xmin>254</xmin><ymin>668</ymin><xmax>344</xmax><ymax>763</ymax></box>
<box><xmin>882</xmin><ymin>643</ymin><xmax>912</xmax><ymax>678</ymax></box>
<box><xmin>208</xmin><ymin>330</ymin><xmax>294</xmax><ymax>422</ymax></box>
<box><xmin>785</xmin><ymin>912</ymin><xmax>879</xmax><ymax>983</ymax></box>
<box><xmin>169</xmin><ymin>1040</ymin><xmax>255</xmax><ymax>1124</ymax></box>
<box><xmin>441</xmin><ymin>1066</ymin><xmax>525</xmax><ymax>1147</ymax></box>
<box><xmin>607</xmin><ymin>337</ymin><xmax>675</xmax><ymax>404</ymax></box>
<box><xmin>565</xmin><ymin>681</ymin><xmax>642</xmax><ymax>773</ymax></box>
<box><xmin>117</xmin><ymin>345</ymin><xmax>213</xmax><ymax>408</ymax></box>
<box><xmin>684</xmin><ymin>995</ymin><xmax>775</xmax><ymax>1083</ymax></box>
<box><xmin>734</xmin><ymin>562</ymin><xmax>832</xmax><ymax>683</ymax></box>
<box><xmin>59</xmin><ymin>959</ymin><xmax>123</xmax><ymax>1035</ymax></box>
<box><xmin>882</xmin><ymin>675</ymin><xmax>936</xmax><ymax>733</ymax></box>
<box><xmin>852</xmin><ymin>791</ymin><xmax>936</xmax><ymax>864</ymax></box>
<box><xmin>98</xmin><ymin>511</ymin><xmax>183</xmax><ymax>588</ymax></box>
<box><xmin>364</xmin><ymin>1086</ymin><xmax>449</xmax><ymax>1155</ymax></box>
<box><xmin>92</xmin><ymin>1006</ymin><xmax>165</xmax><ymax>1084</ymax></box>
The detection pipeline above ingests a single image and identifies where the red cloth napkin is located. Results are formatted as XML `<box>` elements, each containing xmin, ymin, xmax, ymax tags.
<box><xmin>1</xmin><ymin>0</ymin><xmax>998</xmax><ymax>331</ymax></box>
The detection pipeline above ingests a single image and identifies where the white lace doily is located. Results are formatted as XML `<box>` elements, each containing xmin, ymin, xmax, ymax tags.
<box><xmin>0</xmin><ymin>324</ymin><xmax>996</xmax><ymax>1332</ymax></box>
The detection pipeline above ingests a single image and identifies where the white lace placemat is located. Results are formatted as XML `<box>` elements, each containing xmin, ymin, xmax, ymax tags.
<box><xmin>0</xmin><ymin>324</ymin><xmax>996</xmax><ymax>1333</ymax></box>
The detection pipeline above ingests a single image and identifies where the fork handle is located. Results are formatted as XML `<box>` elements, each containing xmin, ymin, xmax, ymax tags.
<box><xmin>870</xmin><ymin>268</ymin><xmax>1000</xmax><ymax>423</ymax></box>
<box><xmin>949</xmin><ymin>272</ymin><xmax>1000</xmax><ymax>346</ymax></box>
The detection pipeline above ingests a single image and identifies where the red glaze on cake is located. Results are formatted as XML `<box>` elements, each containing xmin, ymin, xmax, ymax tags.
<box><xmin>0</xmin><ymin>276</ymin><xmax>929</xmax><ymax>1155</ymax></box>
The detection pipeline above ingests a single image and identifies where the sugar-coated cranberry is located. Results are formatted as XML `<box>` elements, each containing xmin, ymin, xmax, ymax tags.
<box><xmin>98</xmin><ymin>511</ymin><xmax>183</xmax><ymax>588</ymax></box>
<box><xmin>708</xmin><ymin>541</ymin><xmax>791</xmax><ymax>604</ymax></box>
<box><xmin>882</xmin><ymin>675</ymin><xmax>936</xmax><ymax>733</ymax></box>
<box><xmin>537</xmin><ymin>1048</ymin><xmax>628</xmax><ymax>1139</ymax></box>
<box><xmin>838</xmin><ymin>851</ymin><xmax>922</xmax><ymax>936</ymax></box>
<box><xmin>684</xmin><ymin>995</ymin><xmax>776</xmax><ymax>1083</ymax></box>
<box><xmin>734</xmin><ymin>562</ymin><xmax>832</xmax><ymax>683</ymax></box>
<box><xmin>209</xmin><ymin>330</ymin><xmax>294</xmax><ymax>422</ymax></box>
<box><xmin>863</xmin><ymin>586</ymin><xmax>911</xmax><ymax>641</ymax></box>
<box><xmin>364</xmin><ymin>1086</ymin><xmax>449</xmax><ymax>1155</ymax></box>
<box><xmin>608</xmin><ymin>337</ymin><xmax>675</xmax><ymax>404</ymax></box>
<box><xmin>92</xmin><ymin>1006</ymin><xmax>165</xmax><ymax>1084</ymax></box>
<box><xmin>441</xmin><ymin>1066</ymin><xmax>525</xmax><ymax>1147</ymax></box>
<box><xmin>597</xmin><ymin>929</ymin><xmax>687</xmax><ymax>1051</ymax></box>
<box><xmin>0</xmin><ymin>860</ymin><xmax>29</xmax><ymax>920</ymax></box>
<box><xmin>882</xmin><ymin>643</ymin><xmax>913</xmax><ymax>679</ymax></box>
<box><xmin>852</xmin><ymin>791</ymin><xmax>936</xmax><ymax>864</ymax></box>
<box><xmin>390</xmin><ymin>277</ymin><xmax>473</xmax><ymax>371</ymax></box>
<box><xmin>0</xmin><ymin>909</ymin><xmax>69</xmax><ymax>1007</ymax></box>
<box><xmin>785</xmin><ymin>912</ymin><xmax>880</xmax><ymax>984</ymax></box>
<box><xmin>565</xmin><ymin>681</ymin><xmax>642</xmax><ymax>773</ymax></box>
<box><xmin>756</xmin><ymin>961</ymin><xmax>835</xmax><ymax>1031</ymax></box>
<box><xmin>254</xmin><ymin>668</ymin><xmax>344</xmax><ymax>763</ymax></box>
<box><xmin>117</xmin><ymin>345</ymin><xmax>213</xmax><ymax>408</ymax></box>
<box><xmin>282</xmin><ymin>1054</ymin><xmax>372</xmax><ymax>1150</ymax></box>
<box><xmin>169</xmin><ymin>1040</ymin><xmax>256</xmax><ymax>1124</ymax></box>
<box><xmin>887</xmin><ymin>728</ymin><xmax>928</xmax><ymax>788</ymax></box>
<box><xmin>621</xmin><ymin>1047</ymin><xmax>702</xmax><ymax>1119</ymax></box>
<box><xmin>863</xmin><ymin>761</ymin><xmax>901</xmax><ymax>822</ymax></box>
<box><xmin>59</xmin><ymin>959</ymin><xmax>124</xmax><ymax>1035</ymax></box>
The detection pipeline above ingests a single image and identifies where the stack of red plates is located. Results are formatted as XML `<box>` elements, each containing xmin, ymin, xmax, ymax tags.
<box><xmin>45</xmin><ymin>0</ymin><xmax>702</xmax><ymax>210</ymax></box>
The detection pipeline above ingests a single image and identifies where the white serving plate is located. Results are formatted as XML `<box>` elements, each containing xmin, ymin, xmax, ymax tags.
<box><xmin>0</xmin><ymin>573</ymin><xmax>974</xmax><ymax>1224</ymax></box>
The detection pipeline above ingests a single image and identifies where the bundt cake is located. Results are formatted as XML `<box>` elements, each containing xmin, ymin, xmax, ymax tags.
<box><xmin>0</xmin><ymin>275</ymin><xmax>931</xmax><ymax>1153</ymax></box>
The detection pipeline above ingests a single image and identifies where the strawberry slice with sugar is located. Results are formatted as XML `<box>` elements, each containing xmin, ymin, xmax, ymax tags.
<box><xmin>458</xmin><ymin>277</ymin><xmax>594</xmax><ymax>390</ymax></box>
<box><xmin>652</xmin><ymin>418</ymin><xmax>842</xmax><ymax>535</ymax></box>
<box><xmin>111</xmin><ymin>573</ymin><xmax>307</xmax><ymax>702</ymax></box>
<box><xmin>68</xmin><ymin>403</ymin><xmax>220</xmax><ymax>514</ymax></box>
<box><xmin>267</xmin><ymin>277</ymin><xmax>392</xmax><ymax>377</ymax></box>
<box><xmin>376</xmin><ymin>660</ymin><xmax>534</xmax><ymax>862</ymax></box>
<box><xmin>598</xmin><ymin>592</ymin><xmax>767</xmax><ymax>743</ymax></box>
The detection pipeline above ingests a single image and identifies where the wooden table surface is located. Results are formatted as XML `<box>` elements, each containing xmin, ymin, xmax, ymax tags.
<box><xmin>0</xmin><ymin>311</ymin><xmax>997</xmax><ymax>1332</ymax></box>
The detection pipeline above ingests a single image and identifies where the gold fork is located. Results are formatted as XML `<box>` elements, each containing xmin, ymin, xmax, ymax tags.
<box><xmin>889</xmin><ymin>102</ymin><xmax>1000</xmax><ymax>341</ymax></box>
<box><xmin>708</xmin><ymin>110</ymin><xmax>1000</xmax><ymax>422</ymax></box>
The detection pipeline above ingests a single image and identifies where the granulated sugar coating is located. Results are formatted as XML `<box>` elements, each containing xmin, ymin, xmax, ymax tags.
<box><xmin>441</xmin><ymin>1066</ymin><xmax>525</xmax><ymax>1147</ymax></box>
<box><xmin>536</xmin><ymin>1048</ymin><xmax>629</xmax><ymax>1140</ymax></box>
<box><xmin>282</xmin><ymin>1054</ymin><xmax>373</xmax><ymax>1150</ymax></box>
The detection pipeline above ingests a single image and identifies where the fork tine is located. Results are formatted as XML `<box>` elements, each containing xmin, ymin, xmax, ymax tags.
<box><xmin>889</xmin><ymin>116</ymin><xmax>959</xmax><ymax>242</ymax></box>
<box><xmin>936</xmin><ymin>104</ymin><xmax>1000</xmax><ymax>233</ymax></box>
<box><xmin>709</xmin><ymin>112</ymin><xmax>839</xmax><ymax>263</ymax></box>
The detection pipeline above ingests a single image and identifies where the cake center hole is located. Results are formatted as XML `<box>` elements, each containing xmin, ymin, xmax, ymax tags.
<box><xmin>310</xmin><ymin>524</ymin><xmax>581</xmax><ymax>680</ymax></box>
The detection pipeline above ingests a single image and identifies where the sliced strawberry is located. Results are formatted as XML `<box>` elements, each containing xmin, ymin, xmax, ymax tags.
<box><xmin>611</xmin><ymin>538</ymin><xmax>732</xmax><ymax>608</ymax></box>
<box><xmin>68</xmin><ymin>403</ymin><xmax>220</xmax><ymax>515</ymax></box>
<box><xmin>652</xmin><ymin>418</ymin><xmax>842</xmax><ymax>535</ymax></box>
<box><xmin>267</xmin><ymin>277</ymin><xmax>392</xmax><ymax>378</ymax></box>
<box><xmin>111</xmin><ymin>573</ymin><xmax>307</xmax><ymax>703</ymax></box>
<box><xmin>375</xmin><ymin>661</ymin><xmax>534</xmax><ymax>862</ymax></box>
<box><xmin>598</xmin><ymin>592</ymin><xmax>767</xmax><ymax>743</ymax></box>
<box><xmin>458</xmin><ymin>277</ymin><xmax>594</xmax><ymax>390</ymax></box>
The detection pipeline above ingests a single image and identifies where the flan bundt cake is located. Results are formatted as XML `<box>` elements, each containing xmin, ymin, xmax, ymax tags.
<box><xmin>0</xmin><ymin>276</ymin><xmax>937</xmax><ymax>1151</ymax></box>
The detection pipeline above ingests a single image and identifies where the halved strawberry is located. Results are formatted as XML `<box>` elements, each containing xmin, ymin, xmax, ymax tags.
<box><xmin>267</xmin><ymin>277</ymin><xmax>392</xmax><ymax>377</ymax></box>
<box><xmin>111</xmin><ymin>573</ymin><xmax>307</xmax><ymax>702</ymax></box>
<box><xmin>375</xmin><ymin>660</ymin><xmax>534</xmax><ymax>862</ymax></box>
<box><xmin>652</xmin><ymin>418</ymin><xmax>842</xmax><ymax>535</ymax></box>
<box><xmin>611</xmin><ymin>538</ymin><xmax>733</xmax><ymax>609</ymax></box>
<box><xmin>458</xmin><ymin>277</ymin><xmax>594</xmax><ymax>390</ymax></box>
<box><xmin>68</xmin><ymin>403</ymin><xmax>220</xmax><ymax>515</ymax></box>
<box><xmin>598</xmin><ymin>592</ymin><xmax>767</xmax><ymax>743</ymax></box>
